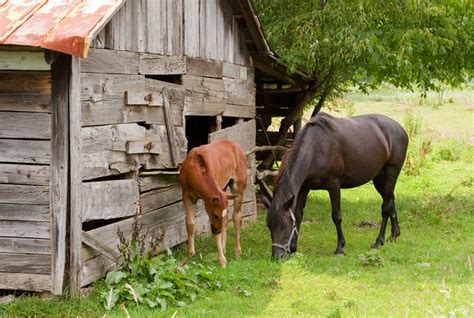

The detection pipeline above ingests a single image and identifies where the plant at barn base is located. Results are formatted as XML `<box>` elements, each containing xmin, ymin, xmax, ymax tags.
<box><xmin>100</xmin><ymin>219</ymin><xmax>222</xmax><ymax>311</ymax></box>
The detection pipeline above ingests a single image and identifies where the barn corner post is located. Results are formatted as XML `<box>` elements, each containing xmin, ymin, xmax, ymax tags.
<box><xmin>68</xmin><ymin>55</ymin><xmax>82</xmax><ymax>296</ymax></box>
<box><xmin>50</xmin><ymin>54</ymin><xmax>70</xmax><ymax>295</ymax></box>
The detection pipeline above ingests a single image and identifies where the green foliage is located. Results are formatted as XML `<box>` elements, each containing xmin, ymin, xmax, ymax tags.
<box><xmin>254</xmin><ymin>0</ymin><xmax>473</xmax><ymax>104</ymax></box>
<box><xmin>100</xmin><ymin>220</ymin><xmax>222</xmax><ymax>311</ymax></box>
<box><xmin>358</xmin><ymin>251</ymin><xmax>384</xmax><ymax>267</ymax></box>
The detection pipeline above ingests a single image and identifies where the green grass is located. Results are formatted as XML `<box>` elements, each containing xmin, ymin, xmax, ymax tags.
<box><xmin>1</xmin><ymin>87</ymin><xmax>473</xmax><ymax>317</ymax></box>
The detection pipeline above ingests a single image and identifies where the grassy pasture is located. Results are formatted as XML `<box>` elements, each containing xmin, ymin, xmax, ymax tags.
<box><xmin>1</xmin><ymin>86</ymin><xmax>472</xmax><ymax>317</ymax></box>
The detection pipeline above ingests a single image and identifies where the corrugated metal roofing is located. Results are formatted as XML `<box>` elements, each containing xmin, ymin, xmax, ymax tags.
<box><xmin>0</xmin><ymin>0</ymin><xmax>124</xmax><ymax>58</ymax></box>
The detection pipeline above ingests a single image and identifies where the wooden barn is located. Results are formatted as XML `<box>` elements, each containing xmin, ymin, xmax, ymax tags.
<box><xmin>0</xmin><ymin>0</ymin><xmax>312</xmax><ymax>295</ymax></box>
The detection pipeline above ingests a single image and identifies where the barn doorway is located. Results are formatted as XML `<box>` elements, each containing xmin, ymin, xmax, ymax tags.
<box><xmin>185</xmin><ymin>116</ymin><xmax>215</xmax><ymax>152</ymax></box>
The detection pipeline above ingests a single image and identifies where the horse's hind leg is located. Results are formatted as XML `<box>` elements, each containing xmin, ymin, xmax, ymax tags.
<box><xmin>183</xmin><ymin>195</ymin><xmax>197</xmax><ymax>258</ymax></box>
<box><xmin>328</xmin><ymin>182</ymin><xmax>345</xmax><ymax>255</ymax></box>
<box><xmin>231</xmin><ymin>180</ymin><xmax>245</xmax><ymax>258</ymax></box>
<box><xmin>372</xmin><ymin>166</ymin><xmax>401</xmax><ymax>249</ymax></box>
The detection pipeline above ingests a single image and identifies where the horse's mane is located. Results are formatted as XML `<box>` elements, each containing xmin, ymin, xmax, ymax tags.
<box><xmin>270</xmin><ymin>113</ymin><xmax>336</xmax><ymax>221</ymax></box>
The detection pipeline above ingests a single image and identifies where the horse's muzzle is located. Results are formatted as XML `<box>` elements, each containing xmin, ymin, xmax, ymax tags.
<box><xmin>271</xmin><ymin>247</ymin><xmax>289</xmax><ymax>260</ymax></box>
<box><xmin>211</xmin><ymin>226</ymin><xmax>221</xmax><ymax>235</ymax></box>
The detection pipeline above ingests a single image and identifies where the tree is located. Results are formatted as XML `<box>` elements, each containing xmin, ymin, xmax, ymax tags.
<box><xmin>254</xmin><ymin>0</ymin><xmax>473</xmax><ymax>168</ymax></box>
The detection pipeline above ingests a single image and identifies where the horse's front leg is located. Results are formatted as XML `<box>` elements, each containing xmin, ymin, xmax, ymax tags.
<box><xmin>328</xmin><ymin>183</ymin><xmax>345</xmax><ymax>255</ymax></box>
<box><xmin>183</xmin><ymin>195</ymin><xmax>197</xmax><ymax>258</ymax></box>
<box><xmin>291</xmin><ymin>187</ymin><xmax>310</xmax><ymax>253</ymax></box>
<box><xmin>214</xmin><ymin>232</ymin><xmax>227</xmax><ymax>268</ymax></box>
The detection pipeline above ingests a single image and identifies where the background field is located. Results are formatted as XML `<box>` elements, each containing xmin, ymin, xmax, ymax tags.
<box><xmin>1</xmin><ymin>86</ymin><xmax>473</xmax><ymax>317</ymax></box>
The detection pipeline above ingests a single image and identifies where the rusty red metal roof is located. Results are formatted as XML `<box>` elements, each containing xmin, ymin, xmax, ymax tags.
<box><xmin>0</xmin><ymin>0</ymin><xmax>124</xmax><ymax>58</ymax></box>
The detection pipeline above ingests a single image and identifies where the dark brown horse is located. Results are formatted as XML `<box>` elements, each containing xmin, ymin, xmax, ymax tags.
<box><xmin>266</xmin><ymin>112</ymin><xmax>408</xmax><ymax>259</ymax></box>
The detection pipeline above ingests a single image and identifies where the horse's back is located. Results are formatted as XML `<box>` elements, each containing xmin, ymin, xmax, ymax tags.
<box><xmin>179</xmin><ymin>140</ymin><xmax>247</xmax><ymax>192</ymax></box>
<box><xmin>307</xmin><ymin>113</ymin><xmax>408</xmax><ymax>187</ymax></box>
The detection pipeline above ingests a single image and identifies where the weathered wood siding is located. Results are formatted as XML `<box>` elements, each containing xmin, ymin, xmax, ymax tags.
<box><xmin>0</xmin><ymin>72</ymin><xmax>52</xmax><ymax>292</ymax></box>
<box><xmin>92</xmin><ymin>0</ymin><xmax>252</xmax><ymax>66</ymax></box>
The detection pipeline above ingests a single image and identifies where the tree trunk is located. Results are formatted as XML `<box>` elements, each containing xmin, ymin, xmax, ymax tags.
<box><xmin>258</xmin><ymin>88</ymin><xmax>317</xmax><ymax>170</ymax></box>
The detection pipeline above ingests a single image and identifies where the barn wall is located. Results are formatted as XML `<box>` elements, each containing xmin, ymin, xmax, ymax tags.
<box><xmin>0</xmin><ymin>71</ymin><xmax>52</xmax><ymax>292</ymax></box>
<box><xmin>91</xmin><ymin>0</ymin><xmax>252</xmax><ymax>66</ymax></box>
<box><xmin>78</xmin><ymin>48</ymin><xmax>257</xmax><ymax>287</ymax></box>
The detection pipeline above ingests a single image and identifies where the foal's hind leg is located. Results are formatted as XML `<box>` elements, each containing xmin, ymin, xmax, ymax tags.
<box><xmin>231</xmin><ymin>181</ymin><xmax>246</xmax><ymax>258</ymax></box>
<box><xmin>183</xmin><ymin>195</ymin><xmax>197</xmax><ymax>258</ymax></box>
<box><xmin>328</xmin><ymin>182</ymin><xmax>346</xmax><ymax>255</ymax></box>
<box><xmin>372</xmin><ymin>166</ymin><xmax>401</xmax><ymax>249</ymax></box>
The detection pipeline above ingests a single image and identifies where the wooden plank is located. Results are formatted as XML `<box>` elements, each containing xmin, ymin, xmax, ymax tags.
<box><xmin>0</xmin><ymin>204</ymin><xmax>49</xmax><ymax>222</ymax></box>
<box><xmin>0</xmin><ymin>51</ymin><xmax>50</xmax><ymax>71</ymax></box>
<box><xmin>81</xmin><ymin>124</ymin><xmax>187</xmax><ymax>180</ymax></box>
<box><xmin>81</xmin><ymin>73</ymin><xmax>145</xmax><ymax>101</ymax></box>
<box><xmin>139</xmin><ymin>53</ymin><xmax>186</xmax><ymax>75</ymax></box>
<box><xmin>0</xmin><ymin>112</ymin><xmax>51</xmax><ymax>139</ymax></box>
<box><xmin>140</xmin><ymin>185</ymin><xmax>182</xmax><ymax>214</ymax></box>
<box><xmin>80</xmin><ymin>253</ymin><xmax>117</xmax><ymax>287</ymax></box>
<box><xmin>0</xmin><ymin>139</ymin><xmax>50</xmax><ymax>164</ymax></box>
<box><xmin>206</xmin><ymin>0</ymin><xmax>217</xmax><ymax>60</ymax></box>
<box><xmin>223</xmin><ymin>1</ymin><xmax>234</xmax><ymax>63</ymax></box>
<box><xmin>80</xmin><ymin>49</ymin><xmax>139</xmax><ymax>74</ymax></box>
<box><xmin>0</xmin><ymin>164</ymin><xmax>49</xmax><ymax>185</ymax></box>
<box><xmin>223</xmin><ymin>63</ymin><xmax>253</xmax><ymax>80</ymax></box>
<box><xmin>216</xmin><ymin>0</ymin><xmax>225</xmax><ymax>61</ymax></box>
<box><xmin>233</xmin><ymin>19</ymin><xmax>241</xmax><ymax>65</ymax></box>
<box><xmin>81</xmin><ymin>231</ymin><xmax>120</xmax><ymax>261</ymax></box>
<box><xmin>0</xmin><ymin>184</ymin><xmax>49</xmax><ymax>204</ymax></box>
<box><xmin>0</xmin><ymin>220</ymin><xmax>50</xmax><ymax>239</ymax></box>
<box><xmin>199</xmin><ymin>0</ymin><xmax>207</xmax><ymax>58</ymax></box>
<box><xmin>0</xmin><ymin>237</ymin><xmax>51</xmax><ymax>254</ymax></box>
<box><xmin>82</xmin><ymin>179</ymin><xmax>140</xmax><ymax>222</ymax></box>
<box><xmin>224</xmin><ymin>78</ymin><xmax>256</xmax><ymax>106</ymax></box>
<box><xmin>223</xmin><ymin>104</ymin><xmax>256</xmax><ymax>119</ymax></box>
<box><xmin>0</xmin><ymin>72</ymin><xmax>50</xmax><ymax>94</ymax></box>
<box><xmin>208</xmin><ymin>119</ymin><xmax>256</xmax><ymax>152</ymax></box>
<box><xmin>182</xmin><ymin>75</ymin><xmax>225</xmax><ymax>98</ymax></box>
<box><xmin>130</xmin><ymin>0</ymin><xmax>145</xmax><ymax>52</ymax></box>
<box><xmin>125</xmin><ymin>91</ymin><xmax>163</xmax><ymax>106</ymax></box>
<box><xmin>159</xmin><ymin>0</ymin><xmax>167</xmax><ymax>55</ymax></box>
<box><xmin>69</xmin><ymin>56</ymin><xmax>83</xmax><ymax>296</ymax></box>
<box><xmin>50</xmin><ymin>54</ymin><xmax>70</xmax><ymax>295</ymax></box>
<box><xmin>167</xmin><ymin>0</ymin><xmax>182</xmax><ymax>56</ymax></box>
<box><xmin>138</xmin><ymin>171</ymin><xmax>180</xmax><ymax>192</ymax></box>
<box><xmin>184</xmin><ymin>0</ymin><xmax>199</xmax><ymax>57</ymax></box>
<box><xmin>163</xmin><ymin>88</ymin><xmax>178</xmax><ymax>166</ymax></box>
<box><xmin>0</xmin><ymin>273</ymin><xmax>50</xmax><ymax>292</ymax></box>
<box><xmin>0</xmin><ymin>253</ymin><xmax>51</xmax><ymax>274</ymax></box>
<box><xmin>146</xmin><ymin>0</ymin><xmax>160</xmax><ymax>53</ymax></box>
<box><xmin>186</xmin><ymin>57</ymin><xmax>223</xmax><ymax>78</ymax></box>
<box><xmin>184</xmin><ymin>94</ymin><xmax>226</xmax><ymax>116</ymax></box>
<box><xmin>82</xmin><ymin>99</ymin><xmax>183</xmax><ymax>127</ymax></box>
<box><xmin>0</xmin><ymin>93</ymin><xmax>51</xmax><ymax>113</ymax></box>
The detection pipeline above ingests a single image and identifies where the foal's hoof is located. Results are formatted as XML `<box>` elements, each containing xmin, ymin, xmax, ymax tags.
<box><xmin>235</xmin><ymin>249</ymin><xmax>242</xmax><ymax>258</ymax></box>
<box><xmin>219</xmin><ymin>260</ymin><xmax>227</xmax><ymax>268</ymax></box>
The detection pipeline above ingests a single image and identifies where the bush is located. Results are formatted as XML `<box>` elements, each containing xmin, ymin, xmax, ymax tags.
<box><xmin>100</xmin><ymin>219</ymin><xmax>222</xmax><ymax>311</ymax></box>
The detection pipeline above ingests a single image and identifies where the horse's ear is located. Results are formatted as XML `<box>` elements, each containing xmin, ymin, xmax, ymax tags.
<box><xmin>225</xmin><ymin>193</ymin><xmax>239</xmax><ymax>200</ymax></box>
<box><xmin>211</xmin><ymin>197</ymin><xmax>219</xmax><ymax>205</ymax></box>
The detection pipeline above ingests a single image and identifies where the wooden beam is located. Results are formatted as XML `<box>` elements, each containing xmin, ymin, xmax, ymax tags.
<box><xmin>69</xmin><ymin>56</ymin><xmax>82</xmax><ymax>297</ymax></box>
<box><xmin>50</xmin><ymin>54</ymin><xmax>69</xmax><ymax>295</ymax></box>
<box><xmin>0</xmin><ymin>51</ymin><xmax>50</xmax><ymax>71</ymax></box>
<box><xmin>81</xmin><ymin>231</ymin><xmax>120</xmax><ymax>262</ymax></box>
<box><xmin>163</xmin><ymin>88</ymin><xmax>178</xmax><ymax>167</ymax></box>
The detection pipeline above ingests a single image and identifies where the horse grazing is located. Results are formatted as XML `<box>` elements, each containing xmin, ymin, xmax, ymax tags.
<box><xmin>267</xmin><ymin>112</ymin><xmax>408</xmax><ymax>259</ymax></box>
<box><xmin>179</xmin><ymin>140</ymin><xmax>247</xmax><ymax>267</ymax></box>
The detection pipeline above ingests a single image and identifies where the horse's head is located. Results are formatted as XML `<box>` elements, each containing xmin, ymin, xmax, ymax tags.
<box><xmin>205</xmin><ymin>192</ymin><xmax>238</xmax><ymax>235</ymax></box>
<box><xmin>266</xmin><ymin>196</ymin><xmax>299</xmax><ymax>259</ymax></box>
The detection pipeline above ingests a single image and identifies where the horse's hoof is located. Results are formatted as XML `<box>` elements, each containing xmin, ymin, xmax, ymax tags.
<box><xmin>219</xmin><ymin>260</ymin><xmax>227</xmax><ymax>268</ymax></box>
<box><xmin>334</xmin><ymin>250</ymin><xmax>346</xmax><ymax>256</ymax></box>
<box><xmin>235</xmin><ymin>249</ymin><xmax>242</xmax><ymax>258</ymax></box>
<box><xmin>371</xmin><ymin>242</ymin><xmax>383</xmax><ymax>249</ymax></box>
